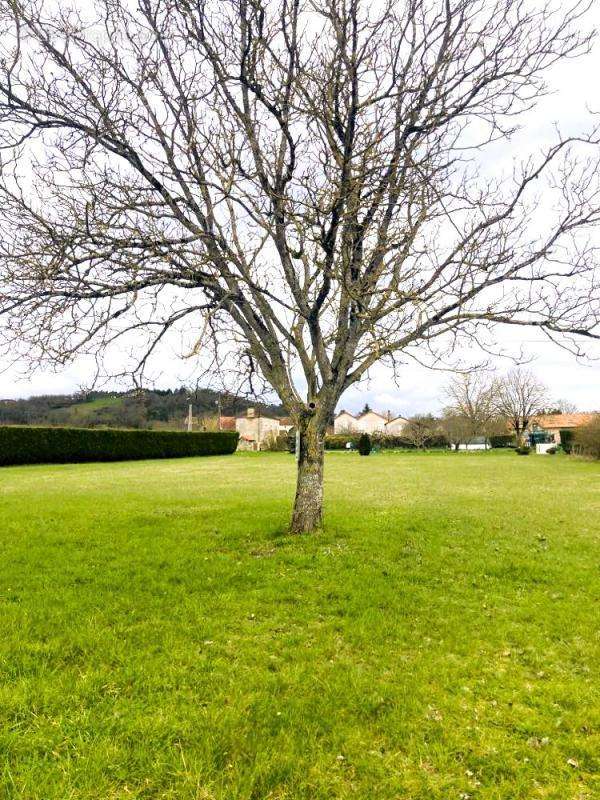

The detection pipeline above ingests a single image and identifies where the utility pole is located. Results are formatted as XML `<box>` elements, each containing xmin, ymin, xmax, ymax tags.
<box><xmin>187</xmin><ymin>400</ymin><xmax>193</xmax><ymax>432</ymax></box>
<box><xmin>216</xmin><ymin>394</ymin><xmax>222</xmax><ymax>430</ymax></box>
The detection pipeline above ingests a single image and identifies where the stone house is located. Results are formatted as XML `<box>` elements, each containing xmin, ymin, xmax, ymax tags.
<box><xmin>235</xmin><ymin>408</ymin><xmax>293</xmax><ymax>450</ymax></box>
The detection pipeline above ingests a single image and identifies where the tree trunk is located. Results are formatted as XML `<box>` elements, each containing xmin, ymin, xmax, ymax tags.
<box><xmin>514</xmin><ymin>425</ymin><xmax>523</xmax><ymax>446</ymax></box>
<box><xmin>290</xmin><ymin>420</ymin><xmax>325</xmax><ymax>534</ymax></box>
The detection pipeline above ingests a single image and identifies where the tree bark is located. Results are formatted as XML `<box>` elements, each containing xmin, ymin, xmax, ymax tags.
<box><xmin>290</xmin><ymin>419</ymin><xmax>325</xmax><ymax>534</ymax></box>
<box><xmin>514</xmin><ymin>425</ymin><xmax>523</xmax><ymax>446</ymax></box>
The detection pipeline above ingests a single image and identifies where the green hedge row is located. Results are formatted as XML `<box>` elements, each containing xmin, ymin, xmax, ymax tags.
<box><xmin>325</xmin><ymin>434</ymin><xmax>361</xmax><ymax>450</ymax></box>
<box><xmin>325</xmin><ymin>433</ymin><xmax>450</xmax><ymax>450</ymax></box>
<box><xmin>489</xmin><ymin>434</ymin><xmax>516</xmax><ymax>448</ymax></box>
<box><xmin>0</xmin><ymin>426</ymin><xmax>239</xmax><ymax>466</ymax></box>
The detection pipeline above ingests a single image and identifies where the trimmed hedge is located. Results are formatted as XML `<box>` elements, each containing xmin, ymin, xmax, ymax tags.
<box><xmin>489</xmin><ymin>434</ymin><xmax>516</xmax><ymax>449</ymax></box>
<box><xmin>325</xmin><ymin>432</ymin><xmax>449</xmax><ymax>450</ymax></box>
<box><xmin>0</xmin><ymin>426</ymin><xmax>239</xmax><ymax>466</ymax></box>
<box><xmin>373</xmin><ymin>434</ymin><xmax>416</xmax><ymax>449</ymax></box>
<box><xmin>325</xmin><ymin>434</ymin><xmax>360</xmax><ymax>450</ymax></box>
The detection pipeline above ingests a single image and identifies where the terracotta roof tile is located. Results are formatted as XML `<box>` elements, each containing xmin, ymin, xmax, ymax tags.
<box><xmin>535</xmin><ymin>412</ymin><xmax>595</xmax><ymax>429</ymax></box>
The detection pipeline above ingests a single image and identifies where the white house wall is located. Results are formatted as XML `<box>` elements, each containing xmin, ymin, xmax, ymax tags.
<box><xmin>236</xmin><ymin>416</ymin><xmax>281</xmax><ymax>443</ymax></box>
<box><xmin>357</xmin><ymin>412</ymin><xmax>387</xmax><ymax>434</ymax></box>
<box><xmin>335</xmin><ymin>411</ymin><xmax>407</xmax><ymax>435</ymax></box>
<box><xmin>385</xmin><ymin>418</ymin><xmax>407</xmax><ymax>435</ymax></box>
<box><xmin>334</xmin><ymin>413</ymin><xmax>358</xmax><ymax>433</ymax></box>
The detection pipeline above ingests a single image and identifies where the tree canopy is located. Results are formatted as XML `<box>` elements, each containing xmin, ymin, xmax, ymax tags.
<box><xmin>0</xmin><ymin>0</ymin><xmax>599</xmax><ymax>530</ymax></box>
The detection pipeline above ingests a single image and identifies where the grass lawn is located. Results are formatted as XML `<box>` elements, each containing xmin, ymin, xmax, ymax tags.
<box><xmin>0</xmin><ymin>450</ymin><xmax>598</xmax><ymax>799</ymax></box>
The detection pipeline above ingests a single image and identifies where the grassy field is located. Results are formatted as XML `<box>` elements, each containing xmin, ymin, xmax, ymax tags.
<box><xmin>0</xmin><ymin>450</ymin><xmax>598</xmax><ymax>799</ymax></box>
<box><xmin>51</xmin><ymin>395</ymin><xmax>124</xmax><ymax>425</ymax></box>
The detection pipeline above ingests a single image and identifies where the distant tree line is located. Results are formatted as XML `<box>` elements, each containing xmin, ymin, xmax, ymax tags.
<box><xmin>0</xmin><ymin>387</ymin><xmax>285</xmax><ymax>429</ymax></box>
<box><xmin>438</xmin><ymin>369</ymin><xmax>580</xmax><ymax>448</ymax></box>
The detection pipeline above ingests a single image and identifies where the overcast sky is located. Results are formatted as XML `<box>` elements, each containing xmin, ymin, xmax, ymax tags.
<box><xmin>1</xmin><ymin>2</ymin><xmax>599</xmax><ymax>415</ymax></box>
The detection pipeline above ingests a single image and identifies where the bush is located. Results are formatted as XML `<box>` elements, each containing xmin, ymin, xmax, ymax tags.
<box><xmin>263</xmin><ymin>432</ymin><xmax>289</xmax><ymax>452</ymax></box>
<box><xmin>402</xmin><ymin>414</ymin><xmax>446</xmax><ymax>449</ymax></box>
<box><xmin>372</xmin><ymin>434</ymin><xmax>415</xmax><ymax>449</ymax></box>
<box><xmin>425</xmin><ymin>433</ymin><xmax>450</xmax><ymax>449</ymax></box>
<box><xmin>325</xmin><ymin>434</ymin><xmax>360</xmax><ymax>450</ymax></box>
<box><xmin>575</xmin><ymin>415</ymin><xmax>600</xmax><ymax>459</ymax></box>
<box><xmin>358</xmin><ymin>432</ymin><xmax>372</xmax><ymax>456</ymax></box>
<box><xmin>489</xmin><ymin>434</ymin><xmax>516</xmax><ymax>449</ymax></box>
<box><xmin>515</xmin><ymin>445</ymin><xmax>531</xmax><ymax>455</ymax></box>
<box><xmin>326</xmin><ymin>432</ymin><xmax>448</xmax><ymax>451</ymax></box>
<box><xmin>560</xmin><ymin>428</ymin><xmax>575</xmax><ymax>454</ymax></box>
<box><xmin>0</xmin><ymin>426</ymin><xmax>239</xmax><ymax>466</ymax></box>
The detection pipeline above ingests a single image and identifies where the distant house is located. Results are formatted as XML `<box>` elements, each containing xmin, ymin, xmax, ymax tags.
<box><xmin>457</xmin><ymin>436</ymin><xmax>489</xmax><ymax>451</ymax></box>
<box><xmin>385</xmin><ymin>415</ymin><xmax>409</xmax><ymax>436</ymax></box>
<box><xmin>353</xmin><ymin>410</ymin><xmax>388</xmax><ymax>434</ymax></box>
<box><xmin>234</xmin><ymin>408</ymin><xmax>292</xmax><ymax>450</ymax></box>
<box><xmin>333</xmin><ymin>410</ymin><xmax>358</xmax><ymax>432</ymax></box>
<box><xmin>334</xmin><ymin>409</ymin><xmax>408</xmax><ymax>436</ymax></box>
<box><xmin>531</xmin><ymin>412</ymin><xmax>595</xmax><ymax>444</ymax></box>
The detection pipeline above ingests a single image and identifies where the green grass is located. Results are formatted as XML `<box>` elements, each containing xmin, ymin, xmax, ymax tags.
<box><xmin>0</xmin><ymin>450</ymin><xmax>598</xmax><ymax>799</ymax></box>
<box><xmin>52</xmin><ymin>395</ymin><xmax>124</xmax><ymax>424</ymax></box>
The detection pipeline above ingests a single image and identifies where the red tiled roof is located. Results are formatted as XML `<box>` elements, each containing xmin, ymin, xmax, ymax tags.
<box><xmin>535</xmin><ymin>413</ymin><xmax>595</xmax><ymax>429</ymax></box>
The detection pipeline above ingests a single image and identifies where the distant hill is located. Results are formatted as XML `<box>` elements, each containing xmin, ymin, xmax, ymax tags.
<box><xmin>0</xmin><ymin>388</ymin><xmax>286</xmax><ymax>430</ymax></box>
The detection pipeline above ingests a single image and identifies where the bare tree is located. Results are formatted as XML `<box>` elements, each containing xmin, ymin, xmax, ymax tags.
<box><xmin>444</xmin><ymin>373</ymin><xmax>499</xmax><ymax>440</ymax></box>
<box><xmin>439</xmin><ymin>411</ymin><xmax>474</xmax><ymax>450</ymax></box>
<box><xmin>494</xmin><ymin>368</ymin><xmax>549</xmax><ymax>444</ymax></box>
<box><xmin>0</xmin><ymin>1</ymin><xmax>599</xmax><ymax>532</ymax></box>
<box><xmin>403</xmin><ymin>414</ymin><xmax>440</xmax><ymax>449</ymax></box>
<box><xmin>575</xmin><ymin>414</ymin><xmax>600</xmax><ymax>458</ymax></box>
<box><xmin>545</xmin><ymin>398</ymin><xmax>578</xmax><ymax>414</ymax></box>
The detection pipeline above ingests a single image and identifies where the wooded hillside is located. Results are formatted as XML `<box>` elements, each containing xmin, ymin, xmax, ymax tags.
<box><xmin>0</xmin><ymin>388</ymin><xmax>285</xmax><ymax>429</ymax></box>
